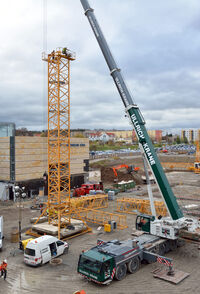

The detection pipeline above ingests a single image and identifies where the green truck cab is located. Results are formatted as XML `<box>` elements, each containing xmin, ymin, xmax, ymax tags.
<box><xmin>78</xmin><ymin>248</ymin><xmax>115</xmax><ymax>284</ymax></box>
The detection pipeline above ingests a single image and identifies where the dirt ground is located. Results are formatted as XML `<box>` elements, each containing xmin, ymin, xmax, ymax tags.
<box><xmin>0</xmin><ymin>155</ymin><xmax>200</xmax><ymax>294</ymax></box>
<box><xmin>92</xmin><ymin>153</ymin><xmax>198</xmax><ymax>185</ymax></box>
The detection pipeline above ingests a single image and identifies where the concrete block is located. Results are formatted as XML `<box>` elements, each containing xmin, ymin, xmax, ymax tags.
<box><xmin>32</xmin><ymin>218</ymin><xmax>86</xmax><ymax>238</ymax></box>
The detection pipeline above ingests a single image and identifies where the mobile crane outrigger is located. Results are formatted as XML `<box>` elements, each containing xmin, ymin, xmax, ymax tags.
<box><xmin>77</xmin><ymin>0</ymin><xmax>200</xmax><ymax>284</ymax></box>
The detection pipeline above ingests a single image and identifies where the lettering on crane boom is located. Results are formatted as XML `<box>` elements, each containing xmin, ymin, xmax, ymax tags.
<box><xmin>115</xmin><ymin>77</ymin><xmax>129</xmax><ymax>106</ymax></box>
<box><xmin>131</xmin><ymin>113</ymin><xmax>156</xmax><ymax>166</ymax></box>
<box><xmin>88</xmin><ymin>16</ymin><xmax>99</xmax><ymax>37</ymax></box>
<box><xmin>143</xmin><ymin>143</ymin><xmax>156</xmax><ymax>165</ymax></box>
<box><xmin>131</xmin><ymin>114</ymin><xmax>145</xmax><ymax>140</ymax></box>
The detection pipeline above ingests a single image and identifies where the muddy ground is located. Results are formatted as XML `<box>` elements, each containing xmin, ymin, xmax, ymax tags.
<box><xmin>0</xmin><ymin>154</ymin><xmax>200</xmax><ymax>294</ymax></box>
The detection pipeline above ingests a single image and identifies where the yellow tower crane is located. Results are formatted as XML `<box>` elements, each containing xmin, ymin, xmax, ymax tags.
<box><xmin>26</xmin><ymin>47</ymin><xmax>114</xmax><ymax>239</ymax></box>
<box><xmin>44</xmin><ymin>47</ymin><xmax>75</xmax><ymax>239</ymax></box>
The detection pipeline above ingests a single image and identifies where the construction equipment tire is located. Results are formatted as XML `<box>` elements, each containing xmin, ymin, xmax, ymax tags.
<box><xmin>169</xmin><ymin>240</ymin><xmax>177</xmax><ymax>251</ymax></box>
<box><xmin>115</xmin><ymin>264</ymin><xmax>127</xmax><ymax>281</ymax></box>
<box><xmin>127</xmin><ymin>257</ymin><xmax>140</xmax><ymax>273</ymax></box>
<box><xmin>64</xmin><ymin>248</ymin><xmax>69</xmax><ymax>254</ymax></box>
<box><xmin>159</xmin><ymin>244</ymin><xmax>166</xmax><ymax>256</ymax></box>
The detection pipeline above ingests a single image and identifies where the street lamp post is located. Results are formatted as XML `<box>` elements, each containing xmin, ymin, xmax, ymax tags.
<box><xmin>14</xmin><ymin>185</ymin><xmax>26</xmax><ymax>250</ymax></box>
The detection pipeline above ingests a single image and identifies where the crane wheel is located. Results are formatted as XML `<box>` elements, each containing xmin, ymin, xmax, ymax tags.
<box><xmin>169</xmin><ymin>240</ymin><xmax>177</xmax><ymax>251</ymax></box>
<box><xmin>127</xmin><ymin>257</ymin><xmax>140</xmax><ymax>273</ymax></box>
<box><xmin>159</xmin><ymin>244</ymin><xmax>166</xmax><ymax>256</ymax></box>
<box><xmin>115</xmin><ymin>264</ymin><xmax>127</xmax><ymax>280</ymax></box>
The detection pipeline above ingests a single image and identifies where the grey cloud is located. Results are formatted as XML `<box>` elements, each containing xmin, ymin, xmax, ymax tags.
<box><xmin>0</xmin><ymin>0</ymin><xmax>200</xmax><ymax>131</ymax></box>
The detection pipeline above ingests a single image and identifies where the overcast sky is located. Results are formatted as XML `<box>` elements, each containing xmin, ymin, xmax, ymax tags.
<box><xmin>0</xmin><ymin>0</ymin><xmax>200</xmax><ymax>132</ymax></box>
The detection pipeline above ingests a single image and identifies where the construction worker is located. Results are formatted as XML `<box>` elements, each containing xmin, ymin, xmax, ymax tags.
<box><xmin>1</xmin><ymin>259</ymin><xmax>7</xmax><ymax>280</ymax></box>
<box><xmin>62</xmin><ymin>47</ymin><xmax>68</xmax><ymax>55</ymax></box>
<box><xmin>39</xmin><ymin>204</ymin><xmax>43</xmax><ymax>215</ymax></box>
<box><xmin>51</xmin><ymin>50</ymin><xmax>55</xmax><ymax>60</ymax></box>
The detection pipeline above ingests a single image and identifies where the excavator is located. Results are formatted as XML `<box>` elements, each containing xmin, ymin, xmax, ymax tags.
<box><xmin>80</xmin><ymin>0</ymin><xmax>200</xmax><ymax>242</ymax></box>
<box><xmin>112</xmin><ymin>164</ymin><xmax>140</xmax><ymax>179</ymax></box>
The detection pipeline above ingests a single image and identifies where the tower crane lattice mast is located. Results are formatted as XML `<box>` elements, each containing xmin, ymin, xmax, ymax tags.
<box><xmin>43</xmin><ymin>48</ymin><xmax>75</xmax><ymax>239</ymax></box>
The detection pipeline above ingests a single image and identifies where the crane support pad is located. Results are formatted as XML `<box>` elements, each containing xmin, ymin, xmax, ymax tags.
<box><xmin>152</xmin><ymin>268</ymin><xmax>190</xmax><ymax>284</ymax></box>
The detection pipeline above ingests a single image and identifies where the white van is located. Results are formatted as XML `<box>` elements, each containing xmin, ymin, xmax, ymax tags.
<box><xmin>24</xmin><ymin>235</ymin><xmax>69</xmax><ymax>266</ymax></box>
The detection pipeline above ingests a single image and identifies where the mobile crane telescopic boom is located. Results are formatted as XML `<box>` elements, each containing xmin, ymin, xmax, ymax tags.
<box><xmin>80</xmin><ymin>0</ymin><xmax>183</xmax><ymax>220</ymax></box>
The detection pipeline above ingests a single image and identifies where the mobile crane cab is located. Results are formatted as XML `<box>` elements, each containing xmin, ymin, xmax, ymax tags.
<box><xmin>78</xmin><ymin>250</ymin><xmax>115</xmax><ymax>284</ymax></box>
<box><xmin>136</xmin><ymin>214</ymin><xmax>155</xmax><ymax>233</ymax></box>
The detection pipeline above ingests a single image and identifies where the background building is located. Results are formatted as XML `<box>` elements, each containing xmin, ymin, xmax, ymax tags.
<box><xmin>86</xmin><ymin>129</ymin><xmax>162</xmax><ymax>143</ymax></box>
<box><xmin>181</xmin><ymin>129</ymin><xmax>200</xmax><ymax>143</ymax></box>
<box><xmin>133</xmin><ymin>129</ymin><xmax>162</xmax><ymax>143</ymax></box>
<box><xmin>86</xmin><ymin>130</ymin><xmax>133</xmax><ymax>142</ymax></box>
<box><xmin>0</xmin><ymin>136</ymin><xmax>89</xmax><ymax>200</ymax></box>
<box><xmin>88</xmin><ymin>131</ymin><xmax>115</xmax><ymax>142</ymax></box>
<box><xmin>110</xmin><ymin>130</ymin><xmax>133</xmax><ymax>141</ymax></box>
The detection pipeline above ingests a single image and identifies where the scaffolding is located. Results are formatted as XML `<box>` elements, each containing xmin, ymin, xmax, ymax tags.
<box><xmin>71</xmin><ymin>208</ymin><xmax>128</xmax><ymax>230</ymax></box>
<box><xmin>69</xmin><ymin>194</ymin><xmax>108</xmax><ymax>210</ymax></box>
<box><xmin>116</xmin><ymin>198</ymin><xmax>168</xmax><ymax>217</ymax></box>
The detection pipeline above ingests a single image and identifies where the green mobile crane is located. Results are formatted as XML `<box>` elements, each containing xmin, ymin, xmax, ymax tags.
<box><xmin>77</xmin><ymin>0</ymin><xmax>200</xmax><ymax>284</ymax></box>
<box><xmin>79</xmin><ymin>0</ymin><xmax>200</xmax><ymax>239</ymax></box>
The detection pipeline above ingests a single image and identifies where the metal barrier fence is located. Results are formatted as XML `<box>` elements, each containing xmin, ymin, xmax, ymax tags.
<box><xmin>116</xmin><ymin>198</ymin><xmax>168</xmax><ymax>217</ymax></box>
<box><xmin>72</xmin><ymin>208</ymin><xmax>128</xmax><ymax>230</ymax></box>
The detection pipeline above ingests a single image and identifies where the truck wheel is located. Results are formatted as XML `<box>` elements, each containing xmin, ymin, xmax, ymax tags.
<box><xmin>169</xmin><ymin>240</ymin><xmax>177</xmax><ymax>251</ymax></box>
<box><xmin>159</xmin><ymin>244</ymin><xmax>166</xmax><ymax>256</ymax></box>
<box><xmin>127</xmin><ymin>257</ymin><xmax>140</xmax><ymax>273</ymax></box>
<box><xmin>177</xmin><ymin>239</ymin><xmax>185</xmax><ymax>247</ymax></box>
<box><xmin>64</xmin><ymin>248</ymin><xmax>68</xmax><ymax>254</ymax></box>
<box><xmin>115</xmin><ymin>264</ymin><xmax>127</xmax><ymax>281</ymax></box>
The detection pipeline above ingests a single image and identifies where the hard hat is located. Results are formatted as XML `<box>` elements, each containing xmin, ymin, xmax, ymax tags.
<box><xmin>3</xmin><ymin>259</ymin><xmax>7</xmax><ymax>263</ymax></box>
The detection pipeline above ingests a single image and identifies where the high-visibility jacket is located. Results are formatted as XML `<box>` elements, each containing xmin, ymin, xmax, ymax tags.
<box><xmin>1</xmin><ymin>262</ymin><xmax>7</xmax><ymax>270</ymax></box>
